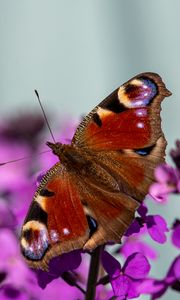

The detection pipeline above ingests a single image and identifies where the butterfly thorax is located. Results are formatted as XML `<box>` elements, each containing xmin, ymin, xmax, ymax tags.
<box><xmin>46</xmin><ymin>141</ymin><xmax>89</xmax><ymax>169</ymax></box>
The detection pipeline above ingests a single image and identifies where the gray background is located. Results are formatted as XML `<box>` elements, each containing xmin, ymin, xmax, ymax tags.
<box><xmin>0</xmin><ymin>1</ymin><xmax>180</xmax><ymax>299</ymax></box>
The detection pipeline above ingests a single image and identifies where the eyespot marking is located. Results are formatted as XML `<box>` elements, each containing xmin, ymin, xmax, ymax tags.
<box><xmin>134</xmin><ymin>144</ymin><xmax>156</xmax><ymax>156</ymax></box>
<box><xmin>137</xmin><ymin>122</ymin><xmax>144</xmax><ymax>129</ymax></box>
<box><xmin>100</xmin><ymin>92</ymin><xmax>127</xmax><ymax>113</ymax></box>
<box><xmin>21</xmin><ymin>221</ymin><xmax>49</xmax><ymax>260</ymax></box>
<box><xmin>86</xmin><ymin>215</ymin><xmax>98</xmax><ymax>237</ymax></box>
<box><xmin>118</xmin><ymin>77</ymin><xmax>157</xmax><ymax>108</ymax></box>
<box><xmin>24</xmin><ymin>201</ymin><xmax>48</xmax><ymax>225</ymax></box>
<box><xmin>92</xmin><ymin>113</ymin><xmax>102</xmax><ymax>127</ymax></box>
<box><xmin>50</xmin><ymin>230</ymin><xmax>59</xmax><ymax>243</ymax></box>
<box><xmin>39</xmin><ymin>189</ymin><xmax>55</xmax><ymax>197</ymax></box>
<box><xmin>62</xmin><ymin>228</ymin><xmax>70</xmax><ymax>236</ymax></box>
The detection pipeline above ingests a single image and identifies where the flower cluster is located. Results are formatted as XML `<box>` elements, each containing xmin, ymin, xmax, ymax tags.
<box><xmin>0</xmin><ymin>113</ymin><xmax>179</xmax><ymax>300</ymax></box>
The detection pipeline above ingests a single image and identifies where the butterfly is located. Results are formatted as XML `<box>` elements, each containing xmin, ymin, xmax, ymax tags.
<box><xmin>20</xmin><ymin>72</ymin><xmax>171</xmax><ymax>270</ymax></box>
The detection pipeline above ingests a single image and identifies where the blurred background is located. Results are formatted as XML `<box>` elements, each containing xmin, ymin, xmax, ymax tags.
<box><xmin>0</xmin><ymin>1</ymin><xmax>180</xmax><ymax>299</ymax></box>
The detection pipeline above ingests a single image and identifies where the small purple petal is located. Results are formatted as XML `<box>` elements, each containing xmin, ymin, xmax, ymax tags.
<box><xmin>124</xmin><ymin>219</ymin><xmax>142</xmax><ymax>237</ymax></box>
<box><xmin>121</xmin><ymin>238</ymin><xmax>158</xmax><ymax>260</ymax></box>
<box><xmin>171</xmin><ymin>222</ymin><xmax>180</xmax><ymax>249</ymax></box>
<box><xmin>95</xmin><ymin>285</ymin><xmax>114</xmax><ymax>300</ymax></box>
<box><xmin>138</xmin><ymin>278</ymin><xmax>165</xmax><ymax>294</ymax></box>
<box><xmin>154</xmin><ymin>164</ymin><xmax>177</xmax><ymax>183</ymax></box>
<box><xmin>147</xmin><ymin>215</ymin><xmax>168</xmax><ymax>244</ymax></box>
<box><xmin>126</xmin><ymin>280</ymin><xmax>141</xmax><ymax>299</ymax></box>
<box><xmin>151</xmin><ymin>287</ymin><xmax>168</xmax><ymax>300</ymax></box>
<box><xmin>36</xmin><ymin>250</ymin><xmax>82</xmax><ymax>288</ymax></box>
<box><xmin>123</xmin><ymin>253</ymin><xmax>151</xmax><ymax>279</ymax></box>
<box><xmin>173</xmin><ymin>256</ymin><xmax>180</xmax><ymax>279</ymax></box>
<box><xmin>149</xmin><ymin>182</ymin><xmax>172</xmax><ymax>203</ymax></box>
<box><xmin>137</xmin><ymin>203</ymin><xmax>148</xmax><ymax>218</ymax></box>
<box><xmin>111</xmin><ymin>274</ymin><xmax>130</xmax><ymax>299</ymax></box>
<box><xmin>166</xmin><ymin>255</ymin><xmax>180</xmax><ymax>283</ymax></box>
<box><xmin>101</xmin><ymin>250</ymin><xmax>121</xmax><ymax>278</ymax></box>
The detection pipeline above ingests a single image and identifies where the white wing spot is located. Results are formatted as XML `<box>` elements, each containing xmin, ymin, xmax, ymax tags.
<box><xmin>63</xmin><ymin>228</ymin><xmax>70</xmax><ymax>235</ymax></box>
<box><xmin>137</xmin><ymin>122</ymin><xmax>144</xmax><ymax>128</ymax></box>
<box><xmin>50</xmin><ymin>230</ymin><xmax>59</xmax><ymax>242</ymax></box>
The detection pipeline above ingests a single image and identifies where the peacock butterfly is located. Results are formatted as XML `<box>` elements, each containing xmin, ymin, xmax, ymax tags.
<box><xmin>20</xmin><ymin>72</ymin><xmax>171</xmax><ymax>270</ymax></box>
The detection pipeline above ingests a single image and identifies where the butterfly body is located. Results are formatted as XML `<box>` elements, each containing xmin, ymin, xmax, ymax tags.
<box><xmin>20</xmin><ymin>73</ymin><xmax>171</xmax><ymax>270</ymax></box>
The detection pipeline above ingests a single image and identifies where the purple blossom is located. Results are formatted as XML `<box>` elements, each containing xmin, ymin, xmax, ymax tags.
<box><xmin>101</xmin><ymin>250</ymin><xmax>151</xmax><ymax>299</ymax></box>
<box><xmin>125</xmin><ymin>204</ymin><xmax>168</xmax><ymax>244</ymax></box>
<box><xmin>149</xmin><ymin>164</ymin><xmax>180</xmax><ymax>203</ymax></box>
<box><xmin>138</xmin><ymin>255</ymin><xmax>180</xmax><ymax>299</ymax></box>
<box><xmin>36</xmin><ymin>250</ymin><xmax>82</xmax><ymax>289</ymax></box>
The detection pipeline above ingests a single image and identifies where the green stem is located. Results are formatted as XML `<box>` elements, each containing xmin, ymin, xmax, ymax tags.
<box><xmin>85</xmin><ymin>247</ymin><xmax>102</xmax><ymax>300</ymax></box>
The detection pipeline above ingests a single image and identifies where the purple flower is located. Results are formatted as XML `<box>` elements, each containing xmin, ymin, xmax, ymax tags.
<box><xmin>146</xmin><ymin>215</ymin><xmax>168</xmax><ymax>243</ymax></box>
<box><xmin>138</xmin><ymin>255</ymin><xmax>180</xmax><ymax>299</ymax></box>
<box><xmin>149</xmin><ymin>164</ymin><xmax>179</xmax><ymax>203</ymax></box>
<box><xmin>36</xmin><ymin>250</ymin><xmax>82</xmax><ymax>289</ymax></box>
<box><xmin>101</xmin><ymin>250</ymin><xmax>151</xmax><ymax>299</ymax></box>
<box><xmin>125</xmin><ymin>204</ymin><xmax>168</xmax><ymax>244</ymax></box>
<box><xmin>171</xmin><ymin>219</ymin><xmax>180</xmax><ymax>249</ymax></box>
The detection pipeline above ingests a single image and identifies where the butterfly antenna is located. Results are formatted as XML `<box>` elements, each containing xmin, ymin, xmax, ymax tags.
<box><xmin>0</xmin><ymin>150</ymin><xmax>51</xmax><ymax>166</ymax></box>
<box><xmin>34</xmin><ymin>90</ymin><xmax>56</xmax><ymax>143</ymax></box>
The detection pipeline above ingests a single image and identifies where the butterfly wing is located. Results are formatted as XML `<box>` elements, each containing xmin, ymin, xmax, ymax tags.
<box><xmin>72</xmin><ymin>73</ymin><xmax>171</xmax><ymax>251</ymax></box>
<box><xmin>72</xmin><ymin>72</ymin><xmax>171</xmax><ymax>150</ymax></box>
<box><xmin>20</xmin><ymin>163</ymin><xmax>89</xmax><ymax>270</ymax></box>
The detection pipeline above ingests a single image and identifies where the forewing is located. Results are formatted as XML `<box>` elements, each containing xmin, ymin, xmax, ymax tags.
<box><xmin>72</xmin><ymin>72</ymin><xmax>171</xmax><ymax>150</ymax></box>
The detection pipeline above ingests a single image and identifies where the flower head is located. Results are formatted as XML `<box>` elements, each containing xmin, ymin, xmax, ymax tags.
<box><xmin>125</xmin><ymin>204</ymin><xmax>168</xmax><ymax>244</ymax></box>
<box><xmin>149</xmin><ymin>164</ymin><xmax>179</xmax><ymax>203</ymax></box>
<box><xmin>101</xmin><ymin>250</ymin><xmax>151</xmax><ymax>299</ymax></box>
